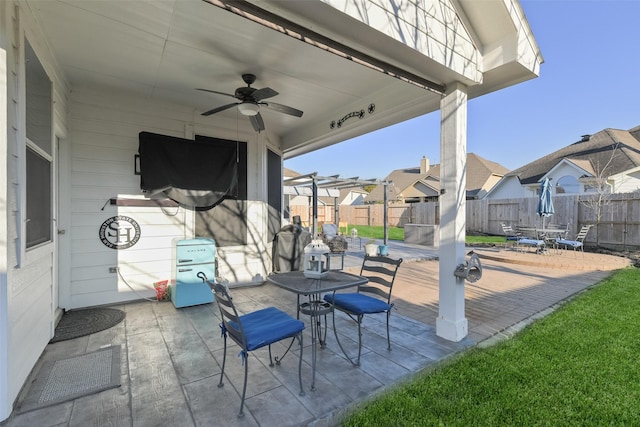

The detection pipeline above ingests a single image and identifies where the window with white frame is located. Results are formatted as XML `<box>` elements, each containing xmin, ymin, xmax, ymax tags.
<box><xmin>555</xmin><ymin>175</ymin><xmax>580</xmax><ymax>194</ymax></box>
<box><xmin>25</xmin><ymin>39</ymin><xmax>53</xmax><ymax>249</ymax></box>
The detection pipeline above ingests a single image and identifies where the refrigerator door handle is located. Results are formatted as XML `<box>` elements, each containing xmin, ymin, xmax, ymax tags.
<box><xmin>178</xmin><ymin>259</ymin><xmax>194</xmax><ymax>263</ymax></box>
<box><xmin>178</xmin><ymin>268</ymin><xmax>193</xmax><ymax>273</ymax></box>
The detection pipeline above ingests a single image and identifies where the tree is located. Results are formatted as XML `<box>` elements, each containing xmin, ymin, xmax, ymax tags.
<box><xmin>579</xmin><ymin>142</ymin><xmax>620</xmax><ymax>247</ymax></box>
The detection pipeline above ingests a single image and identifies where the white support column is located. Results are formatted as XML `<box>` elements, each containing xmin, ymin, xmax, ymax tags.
<box><xmin>0</xmin><ymin>45</ymin><xmax>10</xmax><ymax>423</ymax></box>
<box><xmin>436</xmin><ymin>82</ymin><xmax>468</xmax><ymax>342</ymax></box>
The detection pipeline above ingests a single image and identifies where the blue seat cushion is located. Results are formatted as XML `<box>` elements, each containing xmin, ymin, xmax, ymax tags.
<box><xmin>324</xmin><ymin>293</ymin><xmax>391</xmax><ymax>315</ymax></box>
<box><xmin>518</xmin><ymin>238</ymin><xmax>544</xmax><ymax>247</ymax></box>
<box><xmin>556</xmin><ymin>238</ymin><xmax>582</xmax><ymax>248</ymax></box>
<box><xmin>233</xmin><ymin>307</ymin><xmax>304</xmax><ymax>351</ymax></box>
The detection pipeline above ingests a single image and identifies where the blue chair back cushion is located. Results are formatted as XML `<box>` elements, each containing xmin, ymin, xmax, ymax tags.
<box><xmin>324</xmin><ymin>293</ymin><xmax>391</xmax><ymax>315</ymax></box>
<box><xmin>231</xmin><ymin>307</ymin><xmax>304</xmax><ymax>351</ymax></box>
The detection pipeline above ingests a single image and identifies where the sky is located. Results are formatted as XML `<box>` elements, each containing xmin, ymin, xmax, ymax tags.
<box><xmin>285</xmin><ymin>0</ymin><xmax>640</xmax><ymax>180</ymax></box>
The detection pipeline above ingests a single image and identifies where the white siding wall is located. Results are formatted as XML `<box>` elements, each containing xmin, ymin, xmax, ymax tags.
<box><xmin>547</xmin><ymin>163</ymin><xmax>585</xmax><ymax>194</ymax></box>
<box><xmin>65</xmin><ymin>86</ymin><xmax>272</xmax><ymax>308</ymax></box>
<box><xmin>341</xmin><ymin>191</ymin><xmax>366</xmax><ymax>205</ymax></box>
<box><xmin>1</xmin><ymin>2</ymin><xmax>68</xmax><ymax>419</ymax></box>
<box><xmin>486</xmin><ymin>176</ymin><xmax>525</xmax><ymax>199</ymax></box>
<box><xmin>324</xmin><ymin>0</ymin><xmax>479</xmax><ymax>82</ymax></box>
<box><xmin>613</xmin><ymin>171</ymin><xmax>640</xmax><ymax>193</ymax></box>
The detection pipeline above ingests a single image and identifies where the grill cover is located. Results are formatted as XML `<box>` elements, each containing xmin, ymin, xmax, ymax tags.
<box><xmin>272</xmin><ymin>225</ymin><xmax>312</xmax><ymax>273</ymax></box>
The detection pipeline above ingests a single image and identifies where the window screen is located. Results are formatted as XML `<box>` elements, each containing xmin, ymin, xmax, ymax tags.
<box><xmin>26</xmin><ymin>147</ymin><xmax>52</xmax><ymax>247</ymax></box>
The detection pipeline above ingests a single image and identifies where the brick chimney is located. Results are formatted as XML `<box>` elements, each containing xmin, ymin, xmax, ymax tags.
<box><xmin>420</xmin><ymin>156</ymin><xmax>430</xmax><ymax>174</ymax></box>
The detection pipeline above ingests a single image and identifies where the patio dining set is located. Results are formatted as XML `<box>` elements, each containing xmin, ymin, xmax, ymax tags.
<box><xmin>501</xmin><ymin>223</ymin><xmax>594</xmax><ymax>256</ymax></box>
<box><xmin>208</xmin><ymin>254</ymin><xmax>403</xmax><ymax>417</ymax></box>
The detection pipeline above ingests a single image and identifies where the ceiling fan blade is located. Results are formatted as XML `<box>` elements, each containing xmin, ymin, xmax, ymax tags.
<box><xmin>197</xmin><ymin>88</ymin><xmax>237</xmax><ymax>99</ymax></box>
<box><xmin>201</xmin><ymin>102</ymin><xmax>238</xmax><ymax>116</ymax></box>
<box><xmin>250</xmin><ymin>113</ymin><xmax>265</xmax><ymax>132</ymax></box>
<box><xmin>262</xmin><ymin>101</ymin><xmax>304</xmax><ymax>117</ymax></box>
<box><xmin>251</xmin><ymin>87</ymin><xmax>278</xmax><ymax>101</ymax></box>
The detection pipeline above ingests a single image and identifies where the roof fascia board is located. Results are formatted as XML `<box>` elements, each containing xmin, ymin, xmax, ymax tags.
<box><xmin>208</xmin><ymin>0</ymin><xmax>445</xmax><ymax>94</ymax></box>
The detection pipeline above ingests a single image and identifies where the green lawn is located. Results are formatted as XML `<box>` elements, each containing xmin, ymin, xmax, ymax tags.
<box><xmin>342</xmin><ymin>267</ymin><xmax>640</xmax><ymax>426</ymax></box>
<box><xmin>340</xmin><ymin>225</ymin><xmax>505</xmax><ymax>245</ymax></box>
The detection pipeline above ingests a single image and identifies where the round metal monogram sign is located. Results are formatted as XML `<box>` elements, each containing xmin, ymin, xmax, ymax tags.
<box><xmin>99</xmin><ymin>215</ymin><xmax>141</xmax><ymax>249</ymax></box>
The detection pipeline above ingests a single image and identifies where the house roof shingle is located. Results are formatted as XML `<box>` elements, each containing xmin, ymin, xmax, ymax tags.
<box><xmin>366</xmin><ymin>153</ymin><xmax>508</xmax><ymax>202</ymax></box>
<box><xmin>507</xmin><ymin>127</ymin><xmax>640</xmax><ymax>185</ymax></box>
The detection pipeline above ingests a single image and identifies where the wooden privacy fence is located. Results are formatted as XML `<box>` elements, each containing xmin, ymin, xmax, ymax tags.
<box><xmin>289</xmin><ymin>193</ymin><xmax>640</xmax><ymax>250</ymax></box>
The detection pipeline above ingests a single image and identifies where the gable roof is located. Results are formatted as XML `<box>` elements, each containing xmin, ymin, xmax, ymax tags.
<box><xmin>506</xmin><ymin>127</ymin><xmax>640</xmax><ymax>185</ymax></box>
<box><xmin>366</xmin><ymin>153</ymin><xmax>508</xmax><ymax>202</ymax></box>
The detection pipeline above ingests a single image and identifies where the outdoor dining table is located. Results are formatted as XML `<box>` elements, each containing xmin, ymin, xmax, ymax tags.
<box><xmin>267</xmin><ymin>270</ymin><xmax>368</xmax><ymax>390</ymax></box>
<box><xmin>517</xmin><ymin>227</ymin><xmax>568</xmax><ymax>239</ymax></box>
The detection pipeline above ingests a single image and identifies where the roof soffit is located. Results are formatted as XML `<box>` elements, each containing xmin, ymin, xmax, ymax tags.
<box><xmin>25</xmin><ymin>0</ymin><xmax>540</xmax><ymax>157</ymax></box>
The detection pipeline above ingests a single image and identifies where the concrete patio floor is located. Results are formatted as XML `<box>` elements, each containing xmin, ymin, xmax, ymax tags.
<box><xmin>2</xmin><ymin>243</ymin><xmax>630</xmax><ymax>427</ymax></box>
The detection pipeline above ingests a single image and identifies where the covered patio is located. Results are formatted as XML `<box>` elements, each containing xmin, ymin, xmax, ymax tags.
<box><xmin>1</xmin><ymin>0</ymin><xmax>542</xmax><ymax>421</ymax></box>
<box><xmin>3</xmin><ymin>245</ymin><xmax>624</xmax><ymax>426</ymax></box>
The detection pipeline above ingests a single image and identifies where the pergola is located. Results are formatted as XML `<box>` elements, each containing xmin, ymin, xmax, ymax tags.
<box><xmin>284</xmin><ymin>173</ymin><xmax>391</xmax><ymax>244</ymax></box>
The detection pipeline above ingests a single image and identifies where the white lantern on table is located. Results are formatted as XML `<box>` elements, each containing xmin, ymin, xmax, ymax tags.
<box><xmin>303</xmin><ymin>239</ymin><xmax>330</xmax><ymax>278</ymax></box>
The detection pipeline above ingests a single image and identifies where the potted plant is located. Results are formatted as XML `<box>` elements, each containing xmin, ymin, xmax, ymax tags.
<box><xmin>378</xmin><ymin>243</ymin><xmax>389</xmax><ymax>256</ymax></box>
<box><xmin>364</xmin><ymin>239</ymin><xmax>379</xmax><ymax>256</ymax></box>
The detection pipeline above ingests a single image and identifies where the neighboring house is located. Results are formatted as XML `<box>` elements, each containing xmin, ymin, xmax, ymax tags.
<box><xmin>0</xmin><ymin>0</ymin><xmax>541</xmax><ymax>419</ymax></box>
<box><xmin>366</xmin><ymin>154</ymin><xmax>509</xmax><ymax>203</ymax></box>
<box><xmin>338</xmin><ymin>187</ymin><xmax>368</xmax><ymax>206</ymax></box>
<box><xmin>486</xmin><ymin>126</ymin><xmax>640</xmax><ymax>199</ymax></box>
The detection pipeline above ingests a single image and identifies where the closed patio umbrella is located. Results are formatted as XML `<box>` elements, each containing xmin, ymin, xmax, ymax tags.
<box><xmin>537</xmin><ymin>177</ymin><xmax>554</xmax><ymax>229</ymax></box>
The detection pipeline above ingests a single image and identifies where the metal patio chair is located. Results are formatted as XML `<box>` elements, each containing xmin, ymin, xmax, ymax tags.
<box><xmin>210</xmin><ymin>281</ymin><xmax>305</xmax><ymax>417</ymax></box>
<box><xmin>555</xmin><ymin>224</ymin><xmax>593</xmax><ymax>256</ymax></box>
<box><xmin>324</xmin><ymin>255</ymin><xmax>403</xmax><ymax>366</ymax></box>
<box><xmin>500</xmin><ymin>222</ymin><xmax>521</xmax><ymax>248</ymax></box>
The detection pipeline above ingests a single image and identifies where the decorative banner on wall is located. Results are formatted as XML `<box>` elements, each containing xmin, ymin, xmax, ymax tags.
<box><xmin>99</xmin><ymin>216</ymin><xmax>141</xmax><ymax>250</ymax></box>
<box><xmin>330</xmin><ymin>103</ymin><xmax>375</xmax><ymax>129</ymax></box>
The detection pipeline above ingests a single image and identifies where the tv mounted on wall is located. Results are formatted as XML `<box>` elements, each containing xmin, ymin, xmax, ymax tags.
<box><xmin>138</xmin><ymin>131</ymin><xmax>239</xmax><ymax>210</ymax></box>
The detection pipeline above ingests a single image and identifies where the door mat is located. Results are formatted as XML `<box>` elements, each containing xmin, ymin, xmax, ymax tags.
<box><xmin>16</xmin><ymin>345</ymin><xmax>121</xmax><ymax>414</ymax></box>
<box><xmin>50</xmin><ymin>307</ymin><xmax>126</xmax><ymax>343</ymax></box>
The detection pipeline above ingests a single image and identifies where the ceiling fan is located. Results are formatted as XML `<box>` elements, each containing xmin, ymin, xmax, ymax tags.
<box><xmin>198</xmin><ymin>73</ymin><xmax>303</xmax><ymax>132</ymax></box>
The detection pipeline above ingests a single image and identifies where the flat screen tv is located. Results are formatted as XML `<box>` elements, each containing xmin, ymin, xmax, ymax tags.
<box><xmin>138</xmin><ymin>131</ymin><xmax>239</xmax><ymax>210</ymax></box>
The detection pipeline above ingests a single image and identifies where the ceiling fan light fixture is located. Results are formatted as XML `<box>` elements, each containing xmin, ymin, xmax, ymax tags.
<box><xmin>238</xmin><ymin>102</ymin><xmax>259</xmax><ymax>116</ymax></box>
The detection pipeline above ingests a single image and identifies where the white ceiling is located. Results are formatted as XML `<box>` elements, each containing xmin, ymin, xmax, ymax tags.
<box><xmin>25</xmin><ymin>0</ymin><xmax>538</xmax><ymax>158</ymax></box>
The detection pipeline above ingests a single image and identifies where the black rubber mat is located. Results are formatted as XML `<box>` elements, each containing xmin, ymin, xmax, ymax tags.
<box><xmin>50</xmin><ymin>308</ymin><xmax>125</xmax><ymax>343</ymax></box>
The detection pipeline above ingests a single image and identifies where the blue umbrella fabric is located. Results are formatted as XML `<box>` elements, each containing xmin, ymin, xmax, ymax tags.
<box><xmin>537</xmin><ymin>177</ymin><xmax>554</xmax><ymax>228</ymax></box>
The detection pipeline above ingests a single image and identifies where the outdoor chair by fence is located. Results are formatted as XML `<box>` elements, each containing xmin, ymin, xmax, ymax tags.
<box><xmin>500</xmin><ymin>223</ymin><xmax>521</xmax><ymax>248</ymax></box>
<box><xmin>324</xmin><ymin>255</ymin><xmax>403</xmax><ymax>366</ymax></box>
<box><xmin>556</xmin><ymin>224</ymin><xmax>593</xmax><ymax>256</ymax></box>
<box><xmin>210</xmin><ymin>281</ymin><xmax>305</xmax><ymax>417</ymax></box>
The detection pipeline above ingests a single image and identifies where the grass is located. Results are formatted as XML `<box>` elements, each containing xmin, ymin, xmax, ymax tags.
<box><xmin>340</xmin><ymin>225</ymin><xmax>506</xmax><ymax>245</ymax></box>
<box><xmin>342</xmin><ymin>267</ymin><xmax>640</xmax><ymax>426</ymax></box>
<box><xmin>344</xmin><ymin>225</ymin><xmax>405</xmax><ymax>241</ymax></box>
